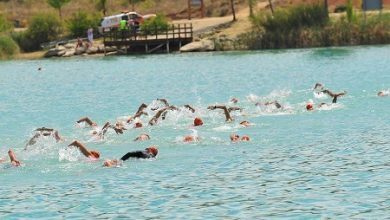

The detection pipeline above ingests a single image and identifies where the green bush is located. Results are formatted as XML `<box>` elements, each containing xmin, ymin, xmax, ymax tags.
<box><xmin>13</xmin><ymin>13</ymin><xmax>62</xmax><ymax>52</ymax></box>
<box><xmin>253</xmin><ymin>4</ymin><xmax>328</xmax><ymax>33</ymax></box>
<box><xmin>0</xmin><ymin>34</ymin><xmax>19</xmax><ymax>59</ymax></box>
<box><xmin>67</xmin><ymin>11</ymin><xmax>100</xmax><ymax>38</ymax></box>
<box><xmin>0</xmin><ymin>14</ymin><xmax>12</xmax><ymax>33</ymax></box>
<box><xmin>140</xmin><ymin>14</ymin><xmax>169</xmax><ymax>35</ymax></box>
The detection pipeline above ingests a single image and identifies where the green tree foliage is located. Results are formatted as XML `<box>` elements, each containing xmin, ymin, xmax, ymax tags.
<box><xmin>140</xmin><ymin>14</ymin><xmax>168</xmax><ymax>34</ymax></box>
<box><xmin>0</xmin><ymin>35</ymin><xmax>19</xmax><ymax>59</ymax></box>
<box><xmin>47</xmin><ymin>0</ymin><xmax>71</xmax><ymax>19</ymax></box>
<box><xmin>12</xmin><ymin>13</ymin><xmax>62</xmax><ymax>52</ymax></box>
<box><xmin>346</xmin><ymin>0</ymin><xmax>355</xmax><ymax>23</ymax></box>
<box><xmin>0</xmin><ymin>14</ymin><xmax>12</xmax><ymax>33</ymax></box>
<box><xmin>123</xmin><ymin>0</ymin><xmax>144</xmax><ymax>11</ymax></box>
<box><xmin>67</xmin><ymin>11</ymin><xmax>100</xmax><ymax>37</ymax></box>
<box><xmin>95</xmin><ymin>0</ymin><xmax>108</xmax><ymax>16</ymax></box>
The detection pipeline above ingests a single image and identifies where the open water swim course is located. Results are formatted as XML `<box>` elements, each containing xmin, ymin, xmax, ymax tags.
<box><xmin>0</xmin><ymin>46</ymin><xmax>389</xmax><ymax>219</ymax></box>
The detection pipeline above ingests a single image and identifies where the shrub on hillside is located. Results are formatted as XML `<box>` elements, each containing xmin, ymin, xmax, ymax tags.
<box><xmin>12</xmin><ymin>13</ymin><xmax>62</xmax><ymax>52</ymax></box>
<box><xmin>67</xmin><ymin>11</ymin><xmax>100</xmax><ymax>38</ymax></box>
<box><xmin>252</xmin><ymin>4</ymin><xmax>328</xmax><ymax>33</ymax></box>
<box><xmin>0</xmin><ymin>14</ymin><xmax>12</xmax><ymax>33</ymax></box>
<box><xmin>140</xmin><ymin>14</ymin><xmax>169</xmax><ymax>35</ymax></box>
<box><xmin>0</xmin><ymin>34</ymin><xmax>19</xmax><ymax>59</ymax></box>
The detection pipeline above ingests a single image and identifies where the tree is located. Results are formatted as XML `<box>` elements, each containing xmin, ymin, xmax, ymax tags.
<box><xmin>230</xmin><ymin>0</ymin><xmax>236</xmax><ymax>21</ymax></box>
<box><xmin>123</xmin><ymin>0</ymin><xmax>144</xmax><ymax>11</ymax></box>
<box><xmin>248</xmin><ymin>0</ymin><xmax>256</xmax><ymax>17</ymax></box>
<box><xmin>268</xmin><ymin>0</ymin><xmax>274</xmax><ymax>14</ymax></box>
<box><xmin>95</xmin><ymin>0</ymin><xmax>108</xmax><ymax>16</ymax></box>
<box><xmin>47</xmin><ymin>0</ymin><xmax>71</xmax><ymax>19</ymax></box>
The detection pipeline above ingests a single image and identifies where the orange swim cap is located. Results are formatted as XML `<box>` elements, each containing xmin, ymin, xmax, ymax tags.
<box><xmin>194</xmin><ymin>117</ymin><xmax>203</xmax><ymax>126</ymax></box>
<box><xmin>306</xmin><ymin>103</ymin><xmax>313</xmax><ymax>111</ymax></box>
<box><xmin>147</xmin><ymin>146</ymin><xmax>158</xmax><ymax>156</ymax></box>
<box><xmin>134</xmin><ymin>122</ymin><xmax>143</xmax><ymax>128</ymax></box>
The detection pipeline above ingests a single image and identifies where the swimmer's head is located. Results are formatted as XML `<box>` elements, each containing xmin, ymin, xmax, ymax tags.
<box><xmin>90</xmin><ymin>150</ymin><xmax>100</xmax><ymax>159</ymax></box>
<box><xmin>230</xmin><ymin>134</ymin><xmax>240</xmax><ymax>142</ymax></box>
<box><xmin>134</xmin><ymin>122</ymin><xmax>143</xmax><ymax>128</ymax></box>
<box><xmin>146</xmin><ymin>146</ymin><xmax>158</xmax><ymax>157</ymax></box>
<box><xmin>240</xmin><ymin>121</ymin><xmax>250</xmax><ymax>127</ymax></box>
<box><xmin>306</xmin><ymin>103</ymin><xmax>314</xmax><ymax>111</ymax></box>
<box><xmin>193</xmin><ymin>117</ymin><xmax>203</xmax><ymax>126</ymax></box>
<box><xmin>241</xmin><ymin>135</ymin><xmax>250</xmax><ymax>141</ymax></box>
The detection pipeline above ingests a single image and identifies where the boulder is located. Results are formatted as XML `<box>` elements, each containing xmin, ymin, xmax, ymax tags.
<box><xmin>62</xmin><ymin>49</ymin><xmax>75</xmax><ymax>57</ymax></box>
<box><xmin>180</xmin><ymin>39</ymin><xmax>215</xmax><ymax>52</ymax></box>
<box><xmin>86</xmin><ymin>46</ymin><xmax>98</xmax><ymax>54</ymax></box>
<box><xmin>74</xmin><ymin>47</ymin><xmax>86</xmax><ymax>55</ymax></box>
<box><xmin>44</xmin><ymin>47</ymin><xmax>66</xmax><ymax>58</ymax></box>
<box><xmin>97</xmin><ymin>44</ymin><xmax>105</xmax><ymax>53</ymax></box>
<box><xmin>64</xmin><ymin>43</ymin><xmax>76</xmax><ymax>49</ymax></box>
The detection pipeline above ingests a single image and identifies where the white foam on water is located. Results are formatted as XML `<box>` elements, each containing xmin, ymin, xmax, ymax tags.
<box><xmin>58</xmin><ymin>146</ymin><xmax>82</xmax><ymax>162</ymax></box>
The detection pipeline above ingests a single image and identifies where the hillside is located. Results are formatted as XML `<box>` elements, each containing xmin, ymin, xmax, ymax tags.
<box><xmin>1</xmin><ymin>0</ymin><xmax>389</xmax><ymax>27</ymax></box>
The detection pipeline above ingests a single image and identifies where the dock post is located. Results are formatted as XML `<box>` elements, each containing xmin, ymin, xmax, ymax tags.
<box><xmin>145</xmin><ymin>44</ymin><xmax>148</xmax><ymax>53</ymax></box>
<box><xmin>166</xmin><ymin>41</ymin><xmax>170</xmax><ymax>53</ymax></box>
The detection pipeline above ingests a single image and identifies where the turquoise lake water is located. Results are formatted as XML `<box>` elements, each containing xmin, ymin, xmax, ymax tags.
<box><xmin>0</xmin><ymin>46</ymin><xmax>389</xmax><ymax>219</ymax></box>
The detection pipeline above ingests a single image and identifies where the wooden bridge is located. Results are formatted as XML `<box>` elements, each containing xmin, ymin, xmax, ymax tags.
<box><xmin>103</xmin><ymin>23</ymin><xmax>193</xmax><ymax>54</ymax></box>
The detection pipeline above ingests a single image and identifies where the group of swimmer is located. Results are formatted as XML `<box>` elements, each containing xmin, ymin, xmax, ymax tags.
<box><xmin>1</xmin><ymin>83</ymin><xmax>388</xmax><ymax>168</ymax></box>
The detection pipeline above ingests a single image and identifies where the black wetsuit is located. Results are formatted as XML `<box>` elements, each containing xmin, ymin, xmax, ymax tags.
<box><xmin>120</xmin><ymin>151</ymin><xmax>153</xmax><ymax>161</ymax></box>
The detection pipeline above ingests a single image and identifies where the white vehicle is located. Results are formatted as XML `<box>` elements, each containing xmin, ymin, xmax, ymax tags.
<box><xmin>99</xmin><ymin>12</ymin><xmax>156</xmax><ymax>34</ymax></box>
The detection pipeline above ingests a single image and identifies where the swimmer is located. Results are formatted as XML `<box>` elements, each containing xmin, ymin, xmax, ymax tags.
<box><xmin>132</xmin><ymin>103</ymin><xmax>148</xmax><ymax>119</ymax></box>
<box><xmin>256</xmin><ymin>101</ymin><xmax>282</xmax><ymax>109</ymax></box>
<box><xmin>193</xmin><ymin>117</ymin><xmax>203</xmax><ymax>126</ymax></box>
<box><xmin>149</xmin><ymin>106</ymin><xmax>177</xmax><ymax>125</ymax></box>
<box><xmin>183</xmin><ymin>135</ymin><xmax>199</xmax><ymax>142</ymax></box>
<box><xmin>230</xmin><ymin>134</ymin><xmax>250</xmax><ymax>142</ymax></box>
<box><xmin>134</xmin><ymin>133</ymin><xmax>150</xmax><ymax>141</ymax></box>
<box><xmin>306</xmin><ymin>102</ymin><xmax>328</xmax><ymax>111</ymax></box>
<box><xmin>321</xmin><ymin>89</ymin><xmax>347</xmax><ymax>103</ymax></box>
<box><xmin>103</xmin><ymin>146</ymin><xmax>158</xmax><ymax>167</ymax></box>
<box><xmin>7</xmin><ymin>149</ymin><xmax>21</xmax><ymax>167</ymax></box>
<box><xmin>68</xmin><ymin>140</ymin><xmax>100</xmax><ymax>160</ymax></box>
<box><xmin>314</xmin><ymin>83</ymin><xmax>324</xmax><ymax>91</ymax></box>
<box><xmin>151</xmin><ymin>98</ymin><xmax>170</xmax><ymax>111</ymax></box>
<box><xmin>240</xmin><ymin>120</ymin><xmax>250</xmax><ymax>127</ymax></box>
<box><xmin>134</xmin><ymin>122</ymin><xmax>143</xmax><ymax>128</ymax></box>
<box><xmin>378</xmin><ymin>90</ymin><xmax>389</xmax><ymax>97</ymax></box>
<box><xmin>25</xmin><ymin>127</ymin><xmax>64</xmax><ymax>149</ymax></box>
<box><xmin>208</xmin><ymin>105</ymin><xmax>242</xmax><ymax>122</ymax></box>
<box><xmin>77</xmin><ymin>117</ymin><xmax>97</xmax><ymax>127</ymax></box>
<box><xmin>184</xmin><ymin>104</ymin><xmax>196</xmax><ymax>113</ymax></box>
<box><xmin>230</xmin><ymin>97</ymin><xmax>239</xmax><ymax>104</ymax></box>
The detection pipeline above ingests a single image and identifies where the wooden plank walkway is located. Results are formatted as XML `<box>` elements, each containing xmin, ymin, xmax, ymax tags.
<box><xmin>103</xmin><ymin>23</ymin><xmax>193</xmax><ymax>54</ymax></box>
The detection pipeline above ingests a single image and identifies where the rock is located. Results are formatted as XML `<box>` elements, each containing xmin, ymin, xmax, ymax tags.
<box><xmin>74</xmin><ymin>47</ymin><xmax>86</xmax><ymax>55</ymax></box>
<box><xmin>180</xmin><ymin>39</ymin><xmax>215</xmax><ymax>52</ymax></box>
<box><xmin>62</xmin><ymin>49</ymin><xmax>75</xmax><ymax>57</ymax></box>
<box><xmin>56</xmin><ymin>45</ymin><xmax>66</xmax><ymax>51</ymax></box>
<box><xmin>57</xmin><ymin>50</ymin><xmax>66</xmax><ymax>56</ymax></box>
<box><xmin>105</xmin><ymin>46</ymin><xmax>117</xmax><ymax>53</ymax></box>
<box><xmin>86</xmin><ymin>46</ymin><xmax>98</xmax><ymax>54</ymax></box>
<box><xmin>64</xmin><ymin>43</ymin><xmax>75</xmax><ymax>49</ymax></box>
<box><xmin>97</xmin><ymin>44</ymin><xmax>105</xmax><ymax>53</ymax></box>
<box><xmin>44</xmin><ymin>47</ymin><xmax>66</xmax><ymax>58</ymax></box>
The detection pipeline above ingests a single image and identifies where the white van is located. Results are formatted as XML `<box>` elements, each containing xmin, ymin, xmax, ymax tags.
<box><xmin>99</xmin><ymin>12</ymin><xmax>155</xmax><ymax>34</ymax></box>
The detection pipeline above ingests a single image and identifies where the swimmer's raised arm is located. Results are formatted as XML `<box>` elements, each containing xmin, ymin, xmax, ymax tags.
<box><xmin>77</xmin><ymin>117</ymin><xmax>97</xmax><ymax>126</ymax></box>
<box><xmin>149</xmin><ymin>107</ymin><xmax>168</xmax><ymax>125</ymax></box>
<box><xmin>8</xmin><ymin>149</ymin><xmax>21</xmax><ymax>166</ymax></box>
<box><xmin>35</xmin><ymin>127</ymin><xmax>54</xmax><ymax>132</ymax></box>
<box><xmin>184</xmin><ymin>104</ymin><xmax>195</xmax><ymax>113</ymax></box>
<box><xmin>207</xmin><ymin>105</ymin><xmax>233</xmax><ymax>122</ymax></box>
<box><xmin>68</xmin><ymin>140</ymin><xmax>100</xmax><ymax>159</ymax></box>
<box><xmin>157</xmin><ymin>98</ymin><xmax>169</xmax><ymax>107</ymax></box>
<box><xmin>322</xmin><ymin>90</ymin><xmax>347</xmax><ymax>103</ymax></box>
<box><xmin>227</xmin><ymin>106</ymin><xmax>242</xmax><ymax>112</ymax></box>
<box><xmin>133</xmin><ymin>103</ymin><xmax>148</xmax><ymax>119</ymax></box>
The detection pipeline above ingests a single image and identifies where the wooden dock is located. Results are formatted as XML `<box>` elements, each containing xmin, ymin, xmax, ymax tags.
<box><xmin>103</xmin><ymin>23</ymin><xmax>193</xmax><ymax>54</ymax></box>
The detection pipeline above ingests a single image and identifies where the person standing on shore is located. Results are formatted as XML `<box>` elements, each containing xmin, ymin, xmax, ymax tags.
<box><xmin>87</xmin><ymin>28</ymin><xmax>93</xmax><ymax>48</ymax></box>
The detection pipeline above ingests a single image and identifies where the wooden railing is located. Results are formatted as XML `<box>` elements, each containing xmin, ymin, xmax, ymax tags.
<box><xmin>103</xmin><ymin>23</ymin><xmax>193</xmax><ymax>43</ymax></box>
